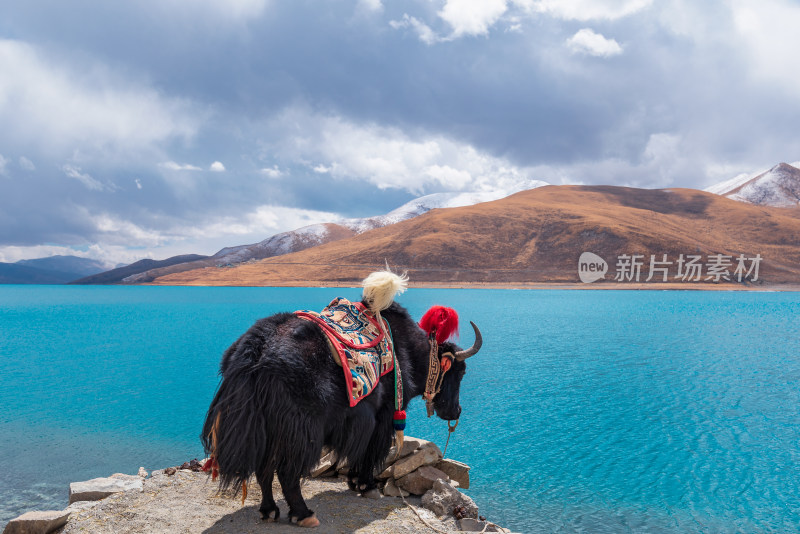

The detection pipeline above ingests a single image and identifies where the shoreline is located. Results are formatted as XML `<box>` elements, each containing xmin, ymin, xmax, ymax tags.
<box><xmin>142</xmin><ymin>280</ymin><xmax>800</xmax><ymax>291</ymax></box>
<box><xmin>4</xmin><ymin>440</ymin><xmax>515</xmax><ymax>534</ymax></box>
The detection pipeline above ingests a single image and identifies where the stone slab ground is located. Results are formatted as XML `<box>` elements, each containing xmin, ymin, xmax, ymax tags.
<box><xmin>57</xmin><ymin>469</ymin><xmax>466</xmax><ymax>534</ymax></box>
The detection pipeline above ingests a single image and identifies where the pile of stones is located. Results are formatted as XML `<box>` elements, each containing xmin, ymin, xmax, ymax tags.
<box><xmin>310</xmin><ymin>435</ymin><xmax>511</xmax><ymax>533</ymax></box>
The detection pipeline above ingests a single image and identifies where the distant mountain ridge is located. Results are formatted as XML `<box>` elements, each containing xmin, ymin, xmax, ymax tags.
<box><xmin>0</xmin><ymin>255</ymin><xmax>108</xmax><ymax>284</ymax></box>
<box><xmin>71</xmin><ymin>255</ymin><xmax>209</xmax><ymax>285</ymax></box>
<box><xmin>149</xmin><ymin>185</ymin><xmax>800</xmax><ymax>287</ymax></box>
<box><xmin>706</xmin><ymin>162</ymin><xmax>800</xmax><ymax>207</ymax></box>
<box><xmin>76</xmin><ymin>185</ymin><xmax>547</xmax><ymax>284</ymax></box>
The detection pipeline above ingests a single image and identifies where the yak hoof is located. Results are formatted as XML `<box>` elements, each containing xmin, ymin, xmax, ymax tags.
<box><xmin>298</xmin><ymin>514</ymin><xmax>320</xmax><ymax>528</ymax></box>
<box><xmin>260</xmin><ymin>508</ymin><xmax>279</xmax><ymax>522</ymax></box>
<box><xmin>362</xmin><ymin>488</ymin><xmax>382</xmax><ymax>500</ymax></box>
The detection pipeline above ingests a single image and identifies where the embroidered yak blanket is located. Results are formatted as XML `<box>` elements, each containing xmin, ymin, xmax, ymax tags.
<box><xmin>295</xmin><ymin>297</ymin><xmax>395</xmax><ymax>407</ymax></box>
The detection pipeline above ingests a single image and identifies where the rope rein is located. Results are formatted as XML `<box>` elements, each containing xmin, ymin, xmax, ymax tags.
<box><xmin>400</xmin><ymin>493</ymin><xmax>451</xmax><ymax>534</ymax></box>
<box><xmin>442</xmin><ymin>419</ymin><xmax>459</xmax><ymax>458</ymax></box>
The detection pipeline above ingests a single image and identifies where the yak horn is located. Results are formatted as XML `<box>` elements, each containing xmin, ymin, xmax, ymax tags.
<box><xmin>454</xmin><ymin>322</ymin><xmax>482</xmax><ymax>361</ymax></box>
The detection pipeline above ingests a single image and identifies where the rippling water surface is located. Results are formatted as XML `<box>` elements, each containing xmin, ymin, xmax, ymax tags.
<box><xmin>2</xmin><ymin>286</ymin><xmax>799</xmax><ymax>532</ymax></box>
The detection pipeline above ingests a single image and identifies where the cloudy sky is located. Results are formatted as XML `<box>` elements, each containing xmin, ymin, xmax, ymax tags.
<box><xmin>1</xmin><ymin>0</ymin><xmax>799</xmax><ymax>265</ymax></box>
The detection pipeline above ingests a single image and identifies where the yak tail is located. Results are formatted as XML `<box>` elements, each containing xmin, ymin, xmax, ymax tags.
<box><xmin>201</xmin><ymin>366</ymin><xmax>321</xmax><ymax>495</ymax></box>
<box><xmin>362</xmin><ymin>268</ymin><xmax>408</xmax><ymax>314</ymax></box>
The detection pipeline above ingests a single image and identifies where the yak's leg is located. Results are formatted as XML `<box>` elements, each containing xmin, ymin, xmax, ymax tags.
<box><xmin>343</xmin><ymin>402</ymin><xmax>378</xmax><ymax>494</ymax></box>
<box><xmin>277</xmin><ymin>470</ymin><xmax>319</xmax><ymax>528</ymax></box>
<box><xmin>344</xmin><ymin>403</ymin><xmax>393</xmax><ymax>497</ymax></box>
<box><xmin>256</xmin><ymin>470</ymin><xmax>280</xmax><ymax>522</ymax></box>
<box><xmin>353</xmin><ymin>406</ymin><xmax>394</xmax><ymax>498</ymax></box>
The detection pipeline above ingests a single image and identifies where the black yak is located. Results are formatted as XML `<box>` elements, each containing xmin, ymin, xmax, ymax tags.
<box><xmin>201</xmin><ymin>271</ymin><xmax>481</xmax><ymax>527</ymax></box>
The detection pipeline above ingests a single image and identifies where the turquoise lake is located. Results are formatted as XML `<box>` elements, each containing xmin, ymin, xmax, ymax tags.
<box><xmin>1</xmin><ymin>286</ymin><xmax>799</xmax><ymax>532</ymax></box>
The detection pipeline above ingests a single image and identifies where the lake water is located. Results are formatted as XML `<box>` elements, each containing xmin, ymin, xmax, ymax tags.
<box><xmin>1</xmin><ymin>286</ymin><xmax>799</xmax><ymax>532</ymax></box>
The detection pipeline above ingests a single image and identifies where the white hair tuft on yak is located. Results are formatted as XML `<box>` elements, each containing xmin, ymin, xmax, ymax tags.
<box><xmin>361</xmin><ymin>269</ymin><xmax>408</xmax><ymax>313</ymax></box>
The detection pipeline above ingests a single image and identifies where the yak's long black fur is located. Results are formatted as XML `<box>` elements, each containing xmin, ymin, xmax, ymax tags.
<box><xmin>201</xmin><ymin>301</ymin><xmax>468</xmax><ymax>523</ymax></box>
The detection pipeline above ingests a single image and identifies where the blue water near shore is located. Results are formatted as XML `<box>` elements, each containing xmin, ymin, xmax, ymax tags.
<box><xmin>2</xmin><ymin>286</ymin><xmax>800</xmax><ymax>532</ymax></box>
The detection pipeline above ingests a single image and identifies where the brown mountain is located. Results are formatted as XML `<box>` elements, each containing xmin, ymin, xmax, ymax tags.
<box><xmin>150</xmin><ymin>185</ymin><xmax>800</xmax><ymax>287</ymax></box>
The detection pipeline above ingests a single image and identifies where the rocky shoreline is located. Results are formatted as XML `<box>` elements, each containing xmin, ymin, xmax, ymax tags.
<box><xmin>3</xmin><ymin>437</ymin><xmax>515</xmax><ymax>534</ymax></box>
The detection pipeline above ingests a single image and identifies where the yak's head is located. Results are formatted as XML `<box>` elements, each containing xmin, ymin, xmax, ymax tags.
<box><xmin>431</xmin><ymin>322</ymin><xmax>482</xmax><ymax>421</ymax></box>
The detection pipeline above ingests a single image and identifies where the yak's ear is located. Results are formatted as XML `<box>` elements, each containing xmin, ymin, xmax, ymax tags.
<box><xmin>362</xmin><ymin>269</ymin><xmax>408</xmax><ymax>313</ymax></box>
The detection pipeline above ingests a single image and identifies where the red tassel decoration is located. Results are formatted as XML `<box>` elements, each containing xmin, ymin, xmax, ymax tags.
<box><xmin>202</xmin><ymin>458</ymin><xmax>219</xmax><ymax>481</ymax></box>
<box><xmin>419</xmin><ymin>305</ymin><xmax>459</xmax><ymax>344</ymax></box>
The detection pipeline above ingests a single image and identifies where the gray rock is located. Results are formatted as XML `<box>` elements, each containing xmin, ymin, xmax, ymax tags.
<box><xmin>458</xmin><ymin>517</ymin><xmax>500</xmax><ymax>532</ymax></box>
<box><xmin>311</xmin><ymin>451</ymin><xmax>336</xmax><ymax>477</ymax></box>
<box><xmin>66</xmin><ymin>500</ymin><xmax>101</xmax><ymax>513</ymax></box>
<box><xmin>3</xmin><ymin>510</ymin><xmax>70</xmax><ymax>534</ymax></box>
<box><xmin>317</xmin><ymin>467</ymin><xmax>337</xmax><ymax>478</ymax></box>
<box><xmin>421</xmin><ymin>479</ymin><xmax>478</xmax><ymax>519</ymax></box>
<box><xmin>69</xmin><ymin>476</ymin><xmax>143</xmax><ymax>504</ymax></box>
<box><xmin>392</xmin><ymin>443</ymin><xmax>442</xmax><ymax>479</ymax></box>
<box><xmin>435</xmin><ymin>458</ymin><xmax>470</xmax><ymax>489</ymax></box>
<box><xmin>385</xmin><ymin>436</ymin><xmax>425</xmax><ymax>463</ymax></box>
<box><xmin>382</xmin><ymin>478</ymin><xmax>409</xmax><ymax>498</ymax></box>
<box><xmin>376</xmin><ymin>465</ymin><xmax>394</xmax><ymax>480</ymax></box>
<box><xmin>110</xmin><ymin>473</ymin><xmax>140</xmax><ymax>482</ymax></box>
<box><xmin>138</xmin><ymin>467</ymin><xmax>148</xmax><ymax>478</ymax></box>
<box><xmin>396</xmin><ymin>465</ymin><xmax>449</xmax><ymax>495</ymax></box>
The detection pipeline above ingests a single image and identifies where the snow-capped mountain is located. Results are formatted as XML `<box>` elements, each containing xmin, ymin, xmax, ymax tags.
<box><xmin>214</xmin><ymin>184</ymin><xmax>551</xmax><ymax>264</ymax></box>
<box><xmin>342</xmin><ymin>186</ymin><xmax>548</xmax><ymax>233</ymax></box>
<box><xmin>211</xmin><ymin>223</ymin><xmax>356</xmax><ymax>265</ymax></box>
<box><xmin>108</xmin><ymin>183</ymin><xmax>549</xmax><ymax>284</ymax></box>
<box><xmin>706</xmin><ymin>162</ymin><xmax>800</xmax><ymax>207</ymax></box>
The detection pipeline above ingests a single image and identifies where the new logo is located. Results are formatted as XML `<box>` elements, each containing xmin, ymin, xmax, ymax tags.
<box><xmin>578</xmin><ymin>252</ymin><xmax>607</xmax><ymax>283</ymax></box>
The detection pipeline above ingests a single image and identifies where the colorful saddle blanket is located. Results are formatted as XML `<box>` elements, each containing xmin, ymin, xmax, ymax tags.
<box><xmin>295</xmin><ymin>297</ymin><xmax>395</xmax><ymax>407</ymax></box>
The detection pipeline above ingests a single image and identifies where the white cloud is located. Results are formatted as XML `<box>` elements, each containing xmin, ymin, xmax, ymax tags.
<box><xmin>391</xmin><ymin>0</ymin><xmax>644</xmax><ymax>44</ymax></box>
<box><xmin>266</xmin><ymin>107</ymin><xmax>545</xmax><ymax>194</ymax></box>
<box><xmin>439</xmin><ymin>0</ymin><xmax>508</xmax><ymax>37</ymax></box>
<box><xmin>19</xmin><ymin>156</ymin><xmax>35</xmax><ymax>171</ymax></box>
<box><xmin>519</xmin><ymin>132</ymin><xmax>695</xmax><ymax>188</ymax></box>
<box><xmin>391</xmin><ymin>0</ymin><xmax>508</xmax><ymax>43</ymax></box>
<box><xmin>313</xmin><ymin>164</ymin><xmax>333</xmax><ymax>174</ymax></box>
<box><xmin>85</xmin><ymin>210</ymin><xmax>170</xmax><ymax>247</ymax></box>
<box><xmin>1</xmin><ymin>201</ymin><xmax>339</xmax><ymax>266</ymax></box>
<box><xmin>567</xmin><ymin>28</ymin><xmax>623</xmax><ymax>57</ymax></box>
<box><xmin>730</xmin><ymin>0</ymin><xmax>800</xmax><ymax>95</ymax></box>
<box><xmin>390</xmin><ymin>14</ymin><xmax>441</xmax><ymax>45</ymax></box>
<box><xmin>179</xmin><ymin>205</ymin><xmax>340</xmax><ymax>240</ymax></box>
<box><xmin>0</xmin><ymin>154</ymin><xmax>7</xmax><ymax>175</ymax></box>
<box><xmin>260</xmin><ymin>165</ymin><xmax>283</xmax><ymax>178</ymax></box>
<box><xmin>524</xmin><ymin>0</ymin><xmax>652</xmax><ymax>21</ymax></box>
<box><xmin>209</xmin><ymin>161</ymin><xmax>226</xmax><ymax>172</ymax></box>
<box><xmin>159</xmin><ymin>161</ymin><xmax>203</xmax><ymax>171</ymax></box>
<box><xmin>506</xmin><ymin>21</ymin><xmax>523</xmax><ymax>33</ymax></box>
<box><xmin>642</xmin><ymin>133</ymin><xmax>683</xmax><ymax>182</ymax></box>
<box><xmin>62</xmin><ymin>164</ymin><xmax>107</xmax><ymax>191</ymax></box>
<box><xmin>357</xmin><ymin>0</ymin><xmax>382</xmax><ymax>12</ymax></box>
<box><xmin>135</xmin><ymin>178</ymin><xmax>143</xmax><ymax>189</ymax></box>
<box><xmin>0</xmin><ymin>39</ymin><xmax>198</xmax><ymax>157</ymax></box>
